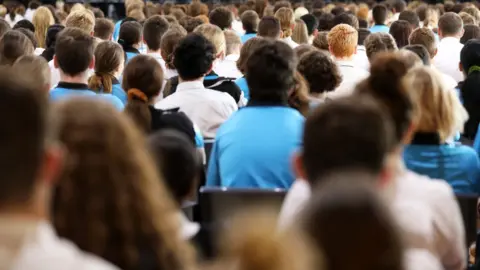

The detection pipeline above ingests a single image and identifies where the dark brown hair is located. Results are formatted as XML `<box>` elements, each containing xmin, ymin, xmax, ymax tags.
<box><xmin>161</xmin><ymin>29</ymin><xmax>187</xmax><ymax>69</ymax></box>
<box><xmin>55</xmin><ymin>27</ymin><xmax>94</xmax><ymax>76</ymax></box>
<box><xmin>241</xmin><ymin>10</ymin><xmax>259</xmax><ymax>32</ymax></box>
<box><xmin>439</xmin><ymin>12</ymin><xmax>463</xmax><ymax>36</ymax></box>
<box><xmin>0</xmin><ymin>30</ymin><xmax>34</xmax><ymax>65</ymax></box>
<box><xmin>297</xmin><ymin>50</ymin><xmax>341</xmax><ymax>94</ymax></box>
<box><xmin>123</xmin><ymin>55</ymin><xmax>164</xmax><ymax>132</ymax></box>
<box><xmin>236</xmin><ymin>36</ymin><xmax>270</xmax><ymax>74</ymax></box>
<box><xmin>88</xmin><ymin>41</ymin><xmax>124</xmax><ymax>94</ymax></box>
<box><xmin>51</xmin><ymin>98</ymin><xmax>195</xmax><ymax>270</ymax></box>
<box><xmin>94</xmin><ymin>18</ymin><xmax>114</xmax><ymax>40</ymax></box>
<box><xmin>209</xmin><ymin>7</ymin><xmax>233</xmax><ymax>30</ymax></box>
<box><xmin>143</xmin><ymin>15</ymin><xmax>170</xmax><ymax>51</ymax></box>
<box><xmin>389</xmin><ymin>20</ymin><xmax>411</xmax><ymax>48</ymax></box>
<box><xmin>258</xmin><ymin>16</ymin><xmax>281</xmax><ymax>38</ymax></box>
<box><xmin>408</xmin><ymin>27</ymin><xmax>436</xmax><ymax>58</ymax></box>
<box><xmin>188</xmin><ymin>1</ymin><xmax>208</xmax><ymax>17</ymax></box>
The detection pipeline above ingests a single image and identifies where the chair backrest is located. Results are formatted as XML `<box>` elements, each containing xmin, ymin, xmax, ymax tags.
<box><xmin>456</xmin><ymin>193</ymin><xmax>478</xmax><ymax>248</ymax></box>
<box><xmin>199</xmin><ymin>187</ymin><xmax>287</xmax><ymax>224</ymax></box>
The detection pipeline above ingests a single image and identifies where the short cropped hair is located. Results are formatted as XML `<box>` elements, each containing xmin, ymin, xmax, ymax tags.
<box><xmin>389</xmin><ymin>20</ymin><xmax>411</xmax><ymax>48</ymax></box>
<box><xmin>0</xmin><ymin>30</ymin><xmax>34</xmax><ymax>65</ymax></box>
<box><xmin>408</xmin><ymin>27</ymin><xmax>436</xmax><ymax>58</ymax></box>
<box><xmin>174</xmin><ymin>33</ymin><xmax>216</xmax><ymax>80</ymax></box>
<box><xmin>246</xmin><ymin>40</ymin><xmax>296</xmax><ymax>103</ymax></box>
<box><xmin>403</xmin><ymin>44</ymin><xmax>431</xmax><ymax>65</ymax></box>
<box><xmin>94</xmin><ymin>18</ymin><xmax>114</xmax><ymax>40</ymax></box>
<box><xmin>297</xmin><ymin>50</ymin><xmax>341</xmax><ymax>94</ymax></box>
<box><xmin>302</xmin><ymin>96</ymin><xmax>394</xmax><ymax>182</ymax></box>
<box><xmin>0</xmin><ymin>18</ymin><xmax>10</xmax><ymax>37</ymax></box>
<box><xmin>258</xmin><ymin>16</ymin><xmax>281</xmax><ymax>38</ymax></box>
<box><xmin>327</xmin><ymin>24</ymin><xmax>357</xmax><ymax>58</ymax></box>
<box><xmin>193</xmin><ymin>23</ymin><xmax>226</xmax><ymax>56</ymax></box>
<box><xmin>13</xmin><ymin>19</ymin><xmax>35</xmax><ymax>32</ymax></box>
<box><xmin>14</xmin><ymin>55</ymin><xmax>51</xmax><ymax>90</ymax></box>
<box><xmin>181</xmin><ymin>17</ymin><xmax>204</xmax><ymax>33</ymax></box>
<box><xmin>399</xmin><ymin>10</ymin><xmax>420</xmax><ymax>29</ymax></box>
<box><xmin>364</xmin><ymin>32</ymin><xmax>397</xmax><ymax>60</ymax></box>
<box><xmin>461</xmin><ymin>24</ymin><xmax>480</xmax><ymax>44</ymax></box>
<box><xmin>143</xmin><ymin>15</ymin><xmax>170</xmax><ymax>51</ymax></box>
<box><xmin>300</xmin><ymin>14</ymin><xmax>318</xmax><ymax>36</ymax></box>
<box><xmin>189</xmin><ymin>2</ymin><xmax>208</xmax><ymax>17</ymax></box>
<box><xmin>241</xmin><ymin>10</ymin><xmax>259</xmax><ymax>33</ymax></box>
<box><xmin>439</xmin><ymin>12</ymin><xmax>463</xmax><ymax>37</ymax></box>
<box><xmin>55</xmin><ymin>27</ymin><xmax>94</xmax><ymax>76</ymax></box>
<box><xmin>236</xmin><ymin>37</ymin><xmax>270</xmax><ymax>74</ymax></box>
<box><xmin>209</xmin><ymin>7</ymin><xmax>233</xmax><ymax>30</ymax></box>
<box><xmin>65</xmin><ymin>10</ymin><xmax>95</xmax><ymax>34</ymax></box>
<box><xmin>333</xmin><ymin>13</ymin><xmax>359</xmax><ymax>29</ymax></box>
<box><xmin>318</xmin><ymin>13</ymin><xmax>334</xmax><ymax>31</ymax></box>
<box><xmin>312</xmin><ymin>31</ymin><xmax>329</xmax><ymax>51</ymax></box>
<box><xmin>394</xmin><ymin>0</ymin><xmax>406</xmax><ymax>13</ymax></box>
<box><xmin>119</xmin><ymin>21</ymin><xmax>142</xmax><ymax>48</ymax></box>
<box><xmin>372</xmin><ymin>4</ymin><xmax>388</xmax><ymax>25</ymax></box>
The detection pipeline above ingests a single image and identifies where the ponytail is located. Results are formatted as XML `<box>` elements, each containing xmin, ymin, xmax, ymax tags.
<box><xmin>124</xmin><ymin>88</ymin><xmax>152</xmax><ymax>133</ymax></box>
<box><xmin>88</xmin><ymin>72</ymin><xmax>114</xmax><ymax>93</ymax></box>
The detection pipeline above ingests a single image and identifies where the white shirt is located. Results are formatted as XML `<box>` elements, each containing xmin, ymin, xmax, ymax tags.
<box><xmin>48</xmin><ymin>60</ymin><xmax>94</xmax><ymax>88</ymax></box>
<box><xmin>214</xmin><ymin>54</ymin><xmax>242</xmax><ymax>79</ymax></box>
<box><xmin>0</xmin><ymin>220</ymin><xmax>118</xmax><ymax>270</ymax></box>
<box><xmin>278</xmin><ymin>179</ymin><xmax>311</xmax><ymax>229</ymax></box>
<box><xmin>155</xmin><ymin>80</ymin><xmax>237</xmax><ymax>138</ymax></box>
<box><xmin>328</xmin><ymin>59</ymin><xmax>370</xmax><ymax>99</ymax></box>
<box><xmin>147</xmin><ymin>52</ymin><xmax>166</xmax><ymax>73</ymax></box>
<box><xmin>34</xmin><ymin>48</ymin><xmax>44</xmax><ymax>56</ymax></box>
<box><xmin>24</xmin><ymin>8</ymin><xmax>35</xmax><ymax>21</ymax></box>
<box><xmin>353</xmin><ymin>45</ymin><xmax>370</xmax><ymax>72</ymax></box>
<box><xmin>232</xmin><ymin>19</ymin><xmax>245</xmax><ymax>36</ymax></box>
<box><xmin>178</xmin><ymin>212</ymin><xmax>200</xmax><ymax>240</ymax></box>
<box><xmin>282</xmin><ymin>37</ymin><xmax>299</xmax><ymax>49</ymax></box>
<box><xmin>433</xmin><ymin>37</ymin><xmax>464</xmax><ymax>82</ymax></box>
<box><xmin>5</xmin><ymin>14</ymin><xmax>24</xmax><ymax>27</ymax></box>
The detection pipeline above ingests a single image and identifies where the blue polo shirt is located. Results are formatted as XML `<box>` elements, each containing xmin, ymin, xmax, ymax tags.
<box><xmin>111</xmin><ymin>78</ymin><xmax>127</xmax><ymax>105</ymax></box>
<box><xmin>113</xmin><ymin>20</ymin><xmax>122</xmax><ymax>41</ymax></box>
<box><xmin>50</xmin><ymin>82</ymin><xmax>125</xmax><ymax>111</ymax></box>
<box><xmin>206</xmin><ymin>104</ymin><xmax>304</xmax><ymax>189</ymax></box>
<box><xmin>403</xmin><ymin>132</ymin><xmax>480</xmax><ymax>194</ymax></box>
<box><xmin>370</xmin><ymin>24</ymin><xmax>390</xmax><ymax>33</ymax></box>
<box><xmin>234</xmin><ymin>77</ymin><xmax>249</xmax><ymax>100</ymax></box>
<box><xmin>124</xmin><ymin>47</ymin><xmax>140</xmax><ymax>63</ymax></box>
<box><xmin>241</xmin><ymin>32</ymin><xmax>257</xmax><ymax>43</ymax></box>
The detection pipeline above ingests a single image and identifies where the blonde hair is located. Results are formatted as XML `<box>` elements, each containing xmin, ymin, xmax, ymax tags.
<box><xmin>70</xmin><ymin>3</ymin><xmax>86</xmax><ymax>13</ymax></box>
<box><xmin>405</xmin><ymin>66</ymin><xmax>468</xmax><ymax>142</ymax></box>
<box><xmin>32</xmin><ymin>7</ymin><xmax>54</xmax><ymax>48</ymax></box>
<box><xmin>128</xmin><ymin>8</ymin><xmax>146</xmax><ymax>21</ymax></box>
<box><xmin>0</xmin><ymin>5</ymin><xmax>6</xmax><ymax>18</ymax></box>
<box><xmin>423</xmin><ymin>8</ymin><xmax>439</xmax><ymax>28</ymax></box>
<box><xmin>224</xmin><ymin>29</ymin><xmax>241</xmax><ymax>55</ymax></box>
<box><xmin>193</xmin><ymin>23</ymin><xmax>226</xmax><ymax>58</ymax></box>
<box><xmin>292</xmin><ymin>18</ymin><xmax>309</xmax><ymax>44</ymax></box>
<box><xmin>66</xmin><ymin>10</ymin><xmax>95</xmax><ymax>34</ymax></box>
<box><xmin>327</xmin><ymin>24</ymin><xmax>358</xmax><ymax>58</ymax></box>
<box><xmin>275</xmin><ymin>7</ymin><xmax>295</xmax><ymax>38</ymax></box>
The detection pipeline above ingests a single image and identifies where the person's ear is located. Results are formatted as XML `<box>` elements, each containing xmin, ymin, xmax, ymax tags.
<box><xmin>313</xmin><ymin>29</ymin><xmax>318</xmax><ymax>37</ymax></box>
<box><xmin>354</xmin><ymin>46</ymin><xmax>357</xmax><ymax>55</ymax></box>
<box><xmin>459</xmin><ymin>62</ymin><xmax>464</xmax><ymax>73</ymax></box>
<box><xmin>291</xmin><ymin>23</ymin><xmax>295</xmax><ymax>30</ymax></box>
<box><xmin>89</xmin><ymin>56</ymin><xmax>95</xmax><ymax>70</ymax></box>
<box><xmin>217</xmin><ymin>50</ymin><xmax>225</xmax><ymax>60</ymax></box>
<box><xmin>53</xmin><ymin>55</ymin><xmax>59</xmax><ymax>69</ymax></box>
<box><xmin>109</xmin><ymin>34</ymin><xmax>113</xmax><ymax>41</ymax></box>
<box><xmin>328</xmin><ymin>44</ymin><xmax>333</xmax><ymax>54</ymax></box>
<box><xmin>433</xmin><ymin>48</ymin><xmax>438</xmax><ymax>58</ymax></box>
<box><xmin>90</xmin><ymin>31</ymin><xmax>94</xmax><ymax>37</ymax></box>
<box><xmin>438</xmin><ymin>28</ymin><xmax>443</xmax><ymax>38</ymax></box>
<box><xmin>292</xmin><ymin>152</ymin><xmax>307</xmax><ymax>180</ymax></box>
<box><xmin>38</xmin><ymin>143</ymin><xmax>64</xmax><ymax>186</ymax></box>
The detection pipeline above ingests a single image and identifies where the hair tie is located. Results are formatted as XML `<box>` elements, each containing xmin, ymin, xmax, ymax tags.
<box><xmin>127</xmin><ymin>88</ymin><xmax>148</xmax><ymax>102</ymax></box>
<box><xmin>468</xmin><ymin>65</ymin><xmax>480</xmax><ymax>75</ymax></box>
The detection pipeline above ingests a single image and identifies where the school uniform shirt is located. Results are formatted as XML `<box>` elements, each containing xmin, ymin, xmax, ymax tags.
<box><xmin>34</xmin><ymin>48</ymin><xmax>44</xmax><ymax>56</ymax></box>
<box><xmin>214</xmin><ymin>55</ymin><xmax>243</xmax><ymax>79</ymax></box>
<box><xmin>234</xmin><ymin>77</ymin><xmax>249</xmax><ymax>100</ymax></box>
<box><xmin>0</xmin><ymin>219</ymin><xmax>118</xmax><ymax>270</ymax></box>
<box><xmin>147</xmin><ymin>52</ymin><xmax>167</xmax><ymax>73</ymax></box>
<box><xmin>328</xmin><ymin>59</ymin><xmax>370</xmax><ymax>99</ymax></box>
<box><xmin>353</xmin><ymin>45</ymin><xmax>370</xmax><ymax>72</ymax></box>
<box><xmin>282</xmin><ymin>36</ymin><xmax>299</xmax><ymax>49</ymax></box>
<box><xmin>111</xmin><ymin>78</ymin><xmax>127</xmax><ymax>105</ymax></box>
<box><xmin>403</xmin><ymin>133</ymin><xmax>480</xmax><ymax>194</ymax></box>
<box><xmin>5</xmin><ymin>14</ymin><xmax>23</xmax><ymax>27</ymax></box>
<box><xmin>241</xmin><ymin>32</ymin><xmax>257</xmax><ymax>43</ymax></box>
<box><xmin>48</xmin><ymin>60</ymin><xmax>94</xmax><ymax>88</ymax></box>
<box><xmin>112</xmin><ymin>20</ymin><xmax>122</xmax><ymax>42</ymax></box>
<box><xmin>124</xmin><ymin>47</ymin><xmax>140</xmax><ymax>63</ymax></box>
<box><xmin>433</xmin><ymin>37</ymin><xmax>464</xmax><ymax>82</ymax></box>
<box><xmin>232</xmin><ymin>19</ymin><xmax>245</xmax><ymax>36</ymax></box>
<box><xmin>155</xmin><ymin>80</ymin><xmax>237</xmax><ymax>138</ymax></box>
<box><xmin>50</xmin><ymin>82</ymin><xmax>125</xmax><ymax>111</ymax></box>
<box><xmin>24</xmin><ymin>8</ymin><xmax>35</xmax><ymax>21</ymax></box>
<box><xmin>278</xmin><ymin>179</ymin><xmax>311</xmax><ymax>229</ymax></box>
<box><xmin>206</xmin><ymin>104</ymin><xmax>304</xmax><ymax>189</ymax></box>
<box><xmin>369</xmin><ymin>24</ymin><xmax>390</xmax><ymax>33</ymax></box>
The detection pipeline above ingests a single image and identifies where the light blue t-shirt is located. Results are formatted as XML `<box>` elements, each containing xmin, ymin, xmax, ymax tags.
<box><xmin>234</xmin><ymin>77</ymin><xmax>249</xmax><ymax>100</ymax></box>
<box><xmin>112</xmin><ymin>83</ymin><xmax>127</xmax><ymax>105</ymax></box>
<box><xmin>113</xmin><ymin>20</ymin><xmax>122</xmax><ymax>42</ymax></box>
<box><xmin>370</xmin><ymin>24</ymin><xmax>390</xmax><ymax>33</ymax></box>
<box><xmin>241</xmin><ymin>33</ymin><xmax>257</xmax><ymax>44</ymax></box>
<box><xmin>206</xmin><ymin>105</ymin><xmax>304</xmax><ymax>189</ymax></box>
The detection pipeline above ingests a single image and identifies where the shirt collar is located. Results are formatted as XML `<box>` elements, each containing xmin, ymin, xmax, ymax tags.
<box><xmin>56</xmin><ymin>82</ymin><xmax>90</xmax><ymax>90</ymax></box>
<box><xmin>124</xmin><ymin>46</ymin><xmax>140</xmax><ymax>54</ymax></box>
<box><xmin>176</xmin><ymin>80</ymin><xmax>205</xmax><ymax>92</ymax></box>
<box><xmin>336</xmin><ymin>59</ymin><xmax>355</xmax><ymax>68</ymax></box>
<box><xmin>112</xmin><ymin>77</ymin><xmax>120</xmax><ymax>85</ymax></box>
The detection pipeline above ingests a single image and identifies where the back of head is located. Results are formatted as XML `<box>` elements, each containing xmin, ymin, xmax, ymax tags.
<box><xmin>65</xmin><ymin>9</ymin><xmax>95</xmax><ymax>34</ymax></box>
<box><xmin>399</xmin><ymin>10</ymin><xmax>420</xmax><ymax>29</ymax></box>
<box><xmin>292</xmin><ymin>19</ymin><xmax>308</xmax><ymax>44</ymax></box>
<box><xmin>318</xmin><ymin>12</ymin><xmax>334</xmax><ymax>31</ymax></box>
<box><xmin>0</xmin><ymin>30</ymin><xmax>34</xmax><ymax>65</ymax></box>
<box><xmin>143</xmin><ymin>15</ymin><xmax>170</xmax><ymax>51</ymax></box>
<box><xmin>275</xmin><ymin>7</ymin><xmax>295</xmax><ymax>38</ymax></box>
<box><xmin>13</xmin><ymin>19</ymin><xmax>35</xmax><ymax>32</ymax></box>
<box><xmin>298</xmin><ymin>50</ymin><xmax>341</xmax><ymax>94</ymax></box>
<box><xmin>462</xmin><ymin>6</ymin><xmax>480</xmax><ymax>23</ymax></box>
<box><xmin>14</xmin><ymin>55</ymin><xmax>50</xmax><ymax>91</ymax></box>
<box><xmin>181</xmin><ymin>16</ymin><xmax>204</xmax><ymax>33</ymax></box>
<box><xmin>246</xmin><ymin>40</ymin><xmax>296</xmax><ymax>104</ymax></box>
<box><xmin>55</xmin><ymin>27</ymin><xmax>94</xmax><ymax>76</ymax></box>
<box><xmin>242</xmin><ymin>10</ymin><xmax>260</xmax><ymax>33</ymax></box>
<box><xmin>189</xmin><ymin>1</ymin><xmax>208</xmax><ymax>17</ymax></box>
<box><xmin>408</xmin><ymin>27</ymin><xmax>436</xmax><ymax>59</ymax></box>
<box><xmin>333</xmin><ymin>12</ymin><xmax>359</xmax><ymax>29</ymax></box>
<box><xmin>258</xmin><ymin>16</ymin><xmax>281</xmax><ymax>38</ymax></box>
<box><xmin>237</xmin><ymin>37</ymin><xmax>270</xmax><ymax>74</ymax></box>
<box><xmin>293</xmin><ymin>44</ymin><xmax>315</xmax><ymax>59</ymax></box>
<box><xmin>148</xmin><ymin>130</ymin><xmax>198</xmax><ymax>205</ymax></box>
<box><xmin>312</xmin><ymin>30</ymin><xmax>328</xmax><ymax>50</ymax></box>
<box><xmin>0</xmin><ymin>66</ymin><xmax>47</xmax><ymax>206</ymax></box>
<box><xmin>394</xmin><ymin>0</ymin><xmax>406</xmax><ymax>13</ymax></box>
<box><xmin>460</xmin><ymin>39</ymin><xmax>480</xmax><ymax>139</ymax></box>
<box><xmin>461</xmin><ymin>24</ymin><xmax>480</xmax><ymax>44</ymax></box>
<box><xmin>300</xmin><ymin>14</ymin><xmax>318</xmax><ymax>36</ymax></box>
<box><xmin>119</xmin><ymin>21</ymin><xmax>142</xmax><ymax>50</ymax></box>
<box><xmin>0</xmin><ymin>18</ymin><xmax>10</xmax><ymax>37</ymax></box>
<box><xmin>174</xmin><ymin>33</ymin><xmax>215</xmax><ymax>81</ymax></box>
<box><xmin>439</xmin><ymin>12</ymin><xmax>463</xmax><ymax>37</ymax></box>
<box><xmin>28</xmin><ymin>0</ymin><xmax>41</xmax><ymax>10</ymax></box>
<box><xmin>32</xmin><ymin>6</ymin><xmax>54</xmax><ymax>48</ymax></box>
<box><xmin>209</xmin><ymin>7</ymin><xmax>233</xmax><ymax>30</ymax></box>
<box><xmin>355</xmin><ymin>53</ymin><xmax>414</xmax><ymax>145</ymax></box>
<box><xmin>161</xmin><ymin>29</ymin><xmax>186</xmax><ymax>69</ymax></box>
<box><xmin>88</xmin><ymin>41</ymin><xmax>124</xmax><ymax>93</ymax></box>
<box><xmin>459</xmin><ymin>12</ymin><xmax>476</xmax><ymax>26</ymax></box>
<box><xmin>225</xmin><ymin>29</ymin><xmax>241</xmax><ymax>55</ymax></box>
<box><xmin>372</xmin><ymin>4</ymin><xmax>388</xmax><ymax>25</ymax></box>
<box><xmin>193</xmin><ymin>23</ymin><xmax>225</xmax><ymax>58</ymax></box>
<box><xmin>301</xmin><ymin>176</ymin><xmax>403</xmax><ymax>270</ymax></box>
<box><xmin>273</xmin><ymin>1</ymin><xmax>292</xmax><ymax>14</ymax></box>
<box><xmin>389</xmin><ymin>20</ymin><xmax>411</xmax><ymax>49</ymax></box>
<box><xmin>358</xmin><ymin>28</ymin><xmax>370</xmax><ymax>45</ymax></box>
<box><xmin>302</xmin><ymin>96</ymin><xmax>393</xmax><ymax>184</ymax></box>
<box><xmin>327</xmin><ymin>23</ymin><xmax>358</xmax><ymax>58</ymax></box>
<box><xmin>45</xmin><ymin>23</ymin><xmax>64</xmax><ymax>48</ymax></box>
<box><xmin>364</xmin><ymin>32</ymin><xmax>397</xmax><ymax>61</ymax></box>
<box><xmin>403</xmin><ymin>44</ymin><xmax>430</xmax><ymax>66</ymax></box>
<box><xmin>94</xmin><ymin>18</ymin><xmax>114</xmax><ymax>40</ymax></box>
<box><xmin>123</xmin><ymin>55</ymin><xmax>164</xmax><ymax>132</ymax></box>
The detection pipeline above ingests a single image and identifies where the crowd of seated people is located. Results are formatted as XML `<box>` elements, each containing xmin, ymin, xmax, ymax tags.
<box><xmin>1</xmin><ymin>0</ymin><xmax>480</xmax><ymax>269</ymax></box>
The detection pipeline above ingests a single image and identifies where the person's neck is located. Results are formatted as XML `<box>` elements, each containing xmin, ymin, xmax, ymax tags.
<box><xmin>147</xmin><ymin>48</ymin><xmax>161</xmax><ymax>54</ymax></box>
<box><xmin>374</xmin><ymin>23</ymin><xmax>386</xmax><ymax>26</ymax></box>
<box><xmin>59</xmin><ymin>72</ymin><xmax>88</xmax><ymax>85</ymax></box>
<box><xmin>334</xmin><ymin>55</ymin><xmax>354</xmax><ymax>61</ymax></box>
<box><xmin>178</xmin><ymin>76</ymin><xmax>204</xmax><ymax>84</ymax></box>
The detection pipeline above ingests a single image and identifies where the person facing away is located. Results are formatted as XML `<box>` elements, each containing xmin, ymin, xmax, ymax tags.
<box><xmin>370</xmin><ymin>4</ymin><xmax>390</xmax><ymax>33</ymax></box>
<box><xmin>156</xmin><ymin>33</ymin><xmax>237</xmax><ymax>139</ymax></box>
<box><xmin>275</xmin><ymin>7</ymin><xmax>298</xmax><ymax>48</ymax></box>
<box><xmin>0</xmin><ymin>30</ymin><xmax>34</xmax><ymax>65</ymax></box>
<box><xmin>0</xmin><ymin>66</ymin><xmax>118</xmax><ymax>270</ymax></box>
<box><xmin>206</xmin><ymin>40</ymin><xmax>304</xmax><ymax>189</ymax></box>
<box><xmin>50</xmin><ymin>98</ymin><xmax>196</xmax><ymax>270</ymax></box>
<box><xmin>241</xmin><ymin>10</ymin><xmax>259</xmax><ymax>43</ymax></box>
<box><xmin>459</xmin><ymin>40</ymin><xmax>480</xmax><ymax>141</ymax></box>
<box><xmin>402</xmin><ymin>66</ymin><xmax>480</xmax><ymax>194</ymax></box>
<box><xmin>142</xmin><ymin>15</ymin><xmax>170</xmax><ymax>71</ymax></box>
<box><xmin>433</xmin><ymin>12</ymin><xmax>465</xmax><ymax>82</ymax></box>
<box><xmin>88</xmin><ymin>41</ymin><xmax>126</xmax><ymax>104</ymax></box>
<box><xmin>49</xmin><ymin>28</ymin><xmax>124</xmax><ymax>111</ymax></box>
<box><xmin>94</xmin><ymin>18</ymin><xmax>114</xmax><ymax>41</ymax></box>
<box><xmin>327</xmin><ymin>24</ymin><xmax>369</xmax><ymax>99</ymax></box>
<box><xmin>119</xmin><ymin>20</ymin><xmax>142</xmax><ymax>63</ymax></box>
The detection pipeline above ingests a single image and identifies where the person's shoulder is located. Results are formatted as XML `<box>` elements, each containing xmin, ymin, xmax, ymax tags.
<box><xmin>99</xmin><ymin>94</ymin><xmax>125</xmax><ymax>111</ymax></box>
<box><xmin>403</xmin><ymin>170</ymin><xmax>455</xmax><ymax>200</ymax></box>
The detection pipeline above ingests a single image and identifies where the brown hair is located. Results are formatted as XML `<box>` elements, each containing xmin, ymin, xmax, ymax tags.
<box><xmin>462</xmin><ymin>6</ymin><xmax>480</xmax><ymax>24</ymax></box>
<box><xmin>32</xmin><ymin>6</ymin><xmax>54</xmax><ymax>48</ymax></box>
<box><xmin>327</xmin><ymin>24</ymin><xmax>357</xmax><ymax>58</ymax></box>
<box><xmin>439</xmin><ymin>12</ymin><xmax>463</xmax><ymax>37</ymax></box>
<box><xmin>292</xmin><ymin>19</ymin><xmax>309</xmax><ymax>44</ymax></box>
<box><xmin>181</xmin><ymin>16</ymin><xmax>204</xmax><ymax>32</ymax></box>
<box><xmin>364</xmin><ymin>32</ymin><xmax>397</xmax><ymax>61</ymax></box>
<box><xmin>55</xmin><ymin>27</ymin><xmax>94</xmax><ymax>76</ymax></box>
<box><xmin>188</xmin><ymin>1</ymin><xmax>208</xmax><ymax>17</ymax></box>
<box><xmin>258</xmin><ymin>16</ymin><xmax>281</xmax><ymax>38</ymax></box>
<box><xmin>241</xmin><ymin>10</ymin><xmax>259</xmax><ymax>32</ymax></box>
<box><xmin>51</xmin><ymin>98</ymin><xmax>195</xmax><ymax>270</ymax></box>
<box><xmin>161</xmin><ymin>29</ymin><xmax>187</xmax><ymax>70</ymax></box>
<box><xmin>297</xmin><ymin>50</ymin><xmax>341</xmax><ymax>94</ymax></box>
<box><xmin>209</xmin><ymin>7</ymin><xmax>233</xmax><ymax>30</ymax></box>
<box><xmin>312</xmin><ymin>31</ymin><xmax>329</xmax><ymax>51</ymax></box>
<box><xmin>275</xmin><ymin>7</ymin><xmax>295</xmax><ymax>38</ymax></box>
<box><xmin>94</xmin><ymin>18</ymin><xmax>115</xmax><ymax>40</ymax></box>
<box><xmin>13</xmin><ymin>55</ymin><xmax>51</xmax><ymax>91</ymax></box>
<box><xmin>459</xmin><ymin>11</ymin><xmax>476</xmax><ymax>25</ymax></box>
<box><xmin>0</xmin><ymin>30</ymin><xmax>34</xmax><ymax>65</ymax></box>
<box><xmin>236</xmin><ymin>36</ymin><xmax>270</xmax><ymax>74</ymax></box>
<box><xmin>123</xmin><ymin>55</ymin><xmax>164</xmax><ymax>132</ymax></box>
<box><xmin>408</xmin><ymin>27</ymin><xmax>436</xmax><ymax>59</ymax></box>
<box><xmin>88</xmin><ymin>41</ymin><xmax>124</xmax><ymax>94</ymax></box>
<box><xmin>65</xmin><ymin>9</ymin><xmax>95</xmax><ymax>34</ymax></box>
<box><xmin>255</xmin><ymin>0</ymin><xmax>266</xmax><ymax>17</ymax></box>
<box><xmin>289</xmin><ymin>71</ymin><xmax>310</xmax><ymax>116</ymax></box>
<box><xmin>143</xmin><ymin>15</ymin><xmax>170</xmax><ymax>51</ymax></box>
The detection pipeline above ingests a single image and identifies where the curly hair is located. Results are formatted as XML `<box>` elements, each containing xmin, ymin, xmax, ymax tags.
<box><xmin>51</xmin><ymin>98</ymin><xmax>196</xmax><ymax>270</ymax></box>
<box><xmin>297</xmin><ymin>50</ymin><xmax>341</xmax><ymax>94</ymax></box>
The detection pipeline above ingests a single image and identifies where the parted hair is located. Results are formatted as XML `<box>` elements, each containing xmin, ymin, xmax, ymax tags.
<box><xmin>88</xmin><ymin>41</ymin><xmax>124</xmax><ymax>94</ymax></box>
<box><xmin>327</xmin><ymin>24</ymin><xmax>357</xmax><ymax>58</ymax></box>
<box><xmin>51</xmin><ymin>98</ymin><xmax>196</xmax><ymax>270</ymax></box>
<box><xmin>55</xmin><ymin>27</ymin><xmax>94</xmax><ymax>76</ymax></box>
<box><xmin>364</xmin><ymin>32</ymin><xmax>397</xmax><ymax>61</ymax></box>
